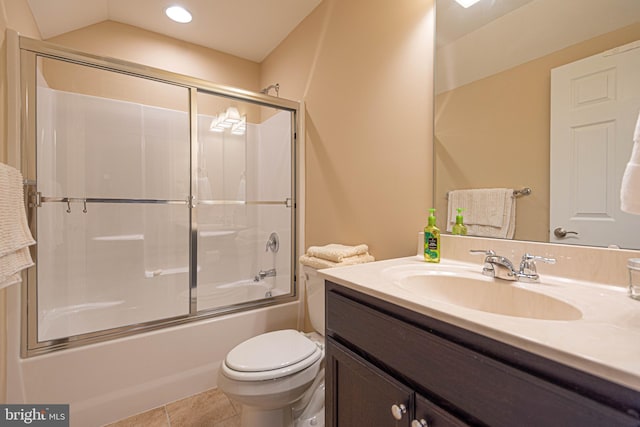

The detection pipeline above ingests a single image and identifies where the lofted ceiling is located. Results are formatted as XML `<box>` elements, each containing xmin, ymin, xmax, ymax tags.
<box><xmin>26</xmin><ymin>0</ymin><xmax>322</xmax><ymax>62</ymax></box>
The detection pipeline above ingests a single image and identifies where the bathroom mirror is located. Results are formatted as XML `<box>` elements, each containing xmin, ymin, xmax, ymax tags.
<box><xmin>434</xmin><ymin>0</ymin><xmax>640</xmax><ymax>249</ymax></box>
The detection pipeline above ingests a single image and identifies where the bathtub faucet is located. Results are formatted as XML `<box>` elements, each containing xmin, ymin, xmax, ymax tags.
<box><xmin>254</xmin><ymin>268</ymin><xmax>277</xmax><ymax>282</ymax></box>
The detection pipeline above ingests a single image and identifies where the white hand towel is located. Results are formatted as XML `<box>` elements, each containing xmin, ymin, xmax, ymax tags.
<box><xmin>620</xmin><ymin>111</ymin><xmax>640</xmax><ymax>215</ymax></box>
<box><xmin>0</xmin><ymin>163</ymin><xmax>36</xmax><ymax>257</ymax></box>
<box><xmin>447</xmin><ymin>188</ymin><xmax>515</xmax><ymax>239</ymax></box>
<box><xmin>306</xmin><ymin>243</ymin><xmax>369</xmax><ymax>263</ymax></box>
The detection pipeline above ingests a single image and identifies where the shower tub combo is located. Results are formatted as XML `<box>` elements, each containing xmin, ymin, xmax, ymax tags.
<box><xmin>6</xmin><ymin>35</ymin><xmax>301</xmax><ymax>426</ymax></box>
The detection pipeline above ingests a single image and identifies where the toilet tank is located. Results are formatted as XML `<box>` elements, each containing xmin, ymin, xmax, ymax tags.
<box><xmin>302</xmin><ymin>265</ymin><xmax>325</xmax><ymax>335</ymax></box>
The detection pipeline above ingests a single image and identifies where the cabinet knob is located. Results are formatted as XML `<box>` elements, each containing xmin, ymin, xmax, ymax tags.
<box><xmin>391</xmin><ymin>403</ymin><xmax>407</xmax><ymax>420</ymax></box>
<box><xmin>411</xmin><ymin>419</ymin><xmax>429</xmax><ymax>427</ymax></box>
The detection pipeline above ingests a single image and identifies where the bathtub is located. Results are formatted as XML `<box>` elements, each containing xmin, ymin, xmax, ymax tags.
<box><xmin>5</xmin><ymin>282</ymin><xmax>300</xmax><ymax>426</ymax></box>
<box><xmin>37</xmin><ymin>279</ymin><xmax>289</xmax><ymax>341</ymax></box>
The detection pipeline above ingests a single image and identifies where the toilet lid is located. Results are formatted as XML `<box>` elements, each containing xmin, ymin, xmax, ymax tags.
<box><xmin>225</xmin><ymin>329</ymin><xmax>318</xmax><ymax>373</ymax></box>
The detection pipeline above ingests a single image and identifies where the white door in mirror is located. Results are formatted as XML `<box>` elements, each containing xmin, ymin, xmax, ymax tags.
<box><xmin>550</xmin><ymin>40</ymin><xmax>640</xmax><ymax>248</ymax></box>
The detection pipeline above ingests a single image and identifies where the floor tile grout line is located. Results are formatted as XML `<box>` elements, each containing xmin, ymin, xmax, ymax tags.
<box><xmin>164</xmin><ymin>405</ymin><xmax>171</xmax><ymax>427</ymax></box>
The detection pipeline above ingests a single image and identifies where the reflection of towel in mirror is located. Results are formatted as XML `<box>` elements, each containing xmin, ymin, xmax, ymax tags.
<box><xmin>621</xmin><ymin>111</ymin><xmax>640</xmax><ymax>215</ymax></box>
<box><xmin>447</xmin><ymin>188</ymin><xmax>515</xmax><ymax>239</ymax></box>
<box><xmin>0</xmin><ymin>162</ymin><xmax>36</xmax><ymax>289</ymax></box>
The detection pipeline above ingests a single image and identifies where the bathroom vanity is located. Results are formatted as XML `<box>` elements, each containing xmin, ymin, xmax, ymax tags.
<box><xmin>321</xmin><ymin>257</ymin><xmax>640</xmax><ymax>427</ymax></box>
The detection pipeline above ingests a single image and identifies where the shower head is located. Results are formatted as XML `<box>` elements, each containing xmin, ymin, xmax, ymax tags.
<box><xmin>260</xmin><ymin>83</ymin><xmax>280</xmax><ymax>97</ymax></box>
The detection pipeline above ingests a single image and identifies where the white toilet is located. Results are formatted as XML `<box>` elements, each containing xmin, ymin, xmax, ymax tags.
<box><xmin>217</xmin><ymin>265</ymin><xmax>326</xmax><ymax>427</ymax></box>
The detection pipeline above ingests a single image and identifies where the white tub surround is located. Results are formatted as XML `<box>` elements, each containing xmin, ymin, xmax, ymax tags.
<box><xmin>319</xmin><ymin>255</ymin><xmax>640</xmax><ymax>392</ymax></box>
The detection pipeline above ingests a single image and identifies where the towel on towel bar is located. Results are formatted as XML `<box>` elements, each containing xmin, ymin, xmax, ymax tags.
<box><xmin>621</xmin><ymin>111</ymin><xmax>640</xmax><ymax>215</ymax></box>
<box><xmin>0</xmin><ymin>162</ymin><xmax>36</xmax><ymax>289</ymax></box>
<box><xmin>447</xmin><ymin>188</ymin><xmax>516</xmax><ymax>239</ymax></box>
<box><xmin>0</xmin><ymin>247</ymin><xmax>34</xmax><ymax>288</ymax></box>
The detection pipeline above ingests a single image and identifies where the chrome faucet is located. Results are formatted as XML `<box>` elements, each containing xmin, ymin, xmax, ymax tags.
<box><xmin>254</xmin><ymin>268</ymin><xmax>277</xmax><ymax>282</ymax></box>
<box><xmin>470</xmin><ymin>250</ymin><xmax>555</xmax><ymax>282</ymax></box>
<box><xmin>470</xmin><ymin>250</ymin><xmax>518</xmax><ymax>281</ymax></box>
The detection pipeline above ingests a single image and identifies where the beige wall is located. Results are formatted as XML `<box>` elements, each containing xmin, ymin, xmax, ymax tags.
<box><xmin>0</xmin><ymin>0</ymin><xmax>41</xmax><ymax>405</ymax></box>
<box><xmin>263</xmin><ymin>0</ymin><xmax>435</xmax><ymax>260</ymax></box>
<box><xmin>435</xmin><ymin>22</ymin><xmax>640</xmax><ymax>242</ymax></box>
<box><xmin>47</xmin><ymin>21</ymin><xmax>261</xmax><ymax>91</ymax></box>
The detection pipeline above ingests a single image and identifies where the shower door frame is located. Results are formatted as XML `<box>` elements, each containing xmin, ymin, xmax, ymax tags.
<box><xmin>18</xmin><ymin>36</ymin><xmax>300</xmax><ymax>357</ymax></box>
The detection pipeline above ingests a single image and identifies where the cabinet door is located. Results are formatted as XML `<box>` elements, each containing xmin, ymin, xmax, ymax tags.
<box><xmin>414</xmin><ymin>394</ymin><xmax>469</xmax><ymax>427</ymax></box>
<box><xmin>327</xmin><ymin>338</ymin><xmax>414</xmax><ymax>427</ymax></box>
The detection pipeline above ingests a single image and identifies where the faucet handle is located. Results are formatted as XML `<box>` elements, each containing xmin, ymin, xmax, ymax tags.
<box><xmin>521</xmin><ymin>253</ymin><xmax>556</xmax><ymax>266</ymax></box>
<box><xmin>518</xmin><ymin>253</ymin><xmax>556</xmax><ymax>282</ymax></box>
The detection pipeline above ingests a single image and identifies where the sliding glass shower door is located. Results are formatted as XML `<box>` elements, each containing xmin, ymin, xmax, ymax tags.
<box><xmin>35</xmin><ymin>58</ymin><xmax>192</xmax><ymax>341</ymax></box>
<box><xmin>195</xmin><ymin>92</ymin><xmax>293</xmax><ymax>311</ymax></box>
<box><xmin>20</xmin><ymin>37</ymin><xmax>298</xmax><ymax>355</ymax></box>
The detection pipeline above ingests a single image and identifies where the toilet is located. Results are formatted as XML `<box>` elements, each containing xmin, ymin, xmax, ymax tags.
<box><xmin>217</xmin><ymin>265</ymin><xmax>326</xmax><ymax>427</ymax></box>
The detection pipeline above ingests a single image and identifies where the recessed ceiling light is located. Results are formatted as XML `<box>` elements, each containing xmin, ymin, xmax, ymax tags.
<box><xmin>165</xmin><ymin>6</ymin><xmax>192</xmax><ymax>23</ymax></box>
<box><xmin>455</xmin><ymin>0</ymin><xmax>481</xmax><ymax>8</ymax></box>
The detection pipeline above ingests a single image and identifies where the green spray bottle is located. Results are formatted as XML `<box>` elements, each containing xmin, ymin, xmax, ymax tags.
<box><xmin>424</xmin><ymin>208</ymin><xmax>440</xmax><ymax>263</ymax></box>
<box><xmin>452</xmin><ymin>208</ymin><xmax>468</xmax><ymax>236</ymax></box>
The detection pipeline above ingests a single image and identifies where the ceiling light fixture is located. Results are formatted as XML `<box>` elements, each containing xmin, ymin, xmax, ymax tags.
<box><xmin>165</xmin><ymin>6</ymin><xmax>192</xmax><ymax>23</ymax></box>
<box><xmin>454</xmin><ymin>0</ymin><xmax>481</xmax><ymax>8</ymax></box>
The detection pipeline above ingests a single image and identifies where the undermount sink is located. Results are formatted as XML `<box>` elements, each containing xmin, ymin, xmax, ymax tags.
<box><xmin>393</xmin><ymin>272</ymin><xmax>582</xmax><ymax>321</ymax></box>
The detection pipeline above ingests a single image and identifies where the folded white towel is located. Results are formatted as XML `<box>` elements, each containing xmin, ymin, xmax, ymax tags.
<box><xmin>447</xmin><ymin>188</ymin><xmax>515</xmax><ymax>239</ymax></box>
<box><xmin>621</xmin><ymin>111</ymin><xmax>640</xmax><ymax>215</ymax></box>
<box><xmin>306</xmin><ymin>243</ymin><xmax>369</xmax><ymax>263</ymax></box>
<box><xmin>299</xmin><ymin>253</ymin><xmax>375</xmax><ymax>269</ymax></box>
<box><xmin>0</xmin><ymin>163</ymin><xmax>36</xmax><ymax>257</ymax></box>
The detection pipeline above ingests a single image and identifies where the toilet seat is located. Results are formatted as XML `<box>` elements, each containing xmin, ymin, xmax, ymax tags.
<box><xmin>222</xmin><ymin>330</ymin><xmax>323</xmax><ymax>381</ymax></box>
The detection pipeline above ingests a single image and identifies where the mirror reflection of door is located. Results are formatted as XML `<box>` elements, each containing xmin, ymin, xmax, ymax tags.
<box><xmin>550</xmin><ymin>40</ymin><xmax>640</xmax><ymax>248</ymax></box>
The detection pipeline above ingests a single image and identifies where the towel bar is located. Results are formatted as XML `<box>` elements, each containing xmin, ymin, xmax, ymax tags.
<box><xmin>446</xmin><ymin>187</ymin><xmax>532</xmax><ymax>199</ymax></box>
<box><xmin>513</xmin><ymin>187</ymin><xmax>532</xmax><ymax>197</ymax></box>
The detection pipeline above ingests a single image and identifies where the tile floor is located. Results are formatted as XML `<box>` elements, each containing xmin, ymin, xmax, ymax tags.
<box><xmin>104</xmin><ymin>388</ymin><xmax>240</xmax><ymax>427</ymax></box>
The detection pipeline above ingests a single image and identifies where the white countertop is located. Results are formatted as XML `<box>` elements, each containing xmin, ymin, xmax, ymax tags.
<box><xmin>318</xmin><ymin>256</ymin><xmax>640</xmax><ymax>392</ymax></box>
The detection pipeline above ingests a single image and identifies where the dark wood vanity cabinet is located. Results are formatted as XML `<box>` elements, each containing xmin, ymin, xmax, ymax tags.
<box><xmin>325</xmin><ymin>282</ymin><xmax>640</xmax><ymax>427</ymax></box>
<box><xmin>328</xmin><ymin>338</ymin><xmax>467</xmax><ymax>427</ymax></box>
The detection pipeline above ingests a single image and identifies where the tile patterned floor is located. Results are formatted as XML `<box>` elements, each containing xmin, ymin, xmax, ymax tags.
<box><xmin>104</xmin><ymin>388</ymin><xmax>241</xmax><ymax>427</ymax></box>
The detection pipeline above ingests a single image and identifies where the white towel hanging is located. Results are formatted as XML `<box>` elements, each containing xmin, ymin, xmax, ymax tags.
<box><xmin>0</xmin><ymin>162</ymin><xmax>36</xmax><ymax>289</ymax></box>
<box><xmin>621</xmin><ymin>111</ymin><xmax>640</xmax><ymax>215</ymax></box>
<box><xmin>447</xmin><ymin>188</ymin><xmax>516</xmax><ymax>239</ymax></box>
